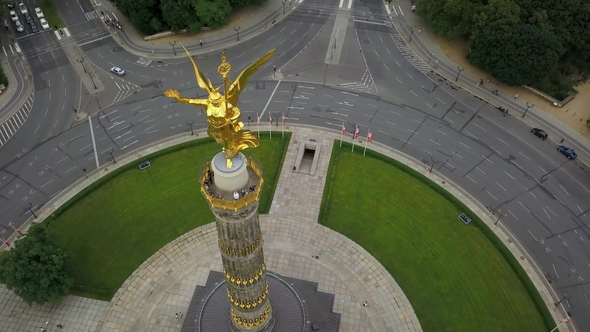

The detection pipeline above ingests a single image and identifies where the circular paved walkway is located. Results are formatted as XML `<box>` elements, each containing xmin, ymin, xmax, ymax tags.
<box><xmin>98</xmin><ymin>216</ymin><xmax>421</xmax><ymax>331</ymax></box>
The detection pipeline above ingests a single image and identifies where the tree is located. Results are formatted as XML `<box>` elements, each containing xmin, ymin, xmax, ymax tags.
<box><xmin>468</xmin><ymin>18</ymin><xmax>564</xmax><ymax>86</ymax></box>
<box><xmin>418</xmin><ymin>0</ymin><xmax>483</xmax><ymax>39</ymax></box>
<box><xmin>194</xmin><ymin>0</ymin><xmax>232</xmax><ymax>30</ymax></box>
<box><xmin>0</xmin><ymin>222</ymin><xmax>74</xmax><ymax>305</ymax></box>
<box><xmin>474</xmin><ymin>0</ymin><xmax>521</xmax><ymax>29</ymax></box>
<box><xmin>160</xmin><ymin>0</ymin><xmax>195</xmax><ymax>32</ymax></box>
<box><xmin>116</xmin><ymin>0</ymin><xmax>164</xmax><ymax>35</ymax></box>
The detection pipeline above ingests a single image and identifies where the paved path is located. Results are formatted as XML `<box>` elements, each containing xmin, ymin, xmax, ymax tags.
<box><xmin>0</xmin><ymin>125</ymin><xmax>571</xmax><ymax>331</ymax></box>
<box><xmin>98</xmin><ymin>126</ymin><xmax>421</xmax><ymax>331</ymax></box>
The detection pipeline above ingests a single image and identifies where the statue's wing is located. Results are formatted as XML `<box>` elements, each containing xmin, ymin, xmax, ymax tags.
<box><xmin>226</xmin><ymin>49</ymin><xmax>275</xmax><ymax>106</ymax></box>
<box><xmin>179</xmin><ymin>42</ymin><xmax>215</xmax><ymax>93</ymax></box>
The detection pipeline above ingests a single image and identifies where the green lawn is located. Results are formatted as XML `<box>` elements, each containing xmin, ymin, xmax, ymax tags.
<box><xmin>51</xmin><ymin>134</ymin><xmax>289</xmax><ymax>300</ymax></box>
<box><xmin>320</xmin><ymin>144</ymin><xmax>552</xmax><ymax>332</ymax></box>
<box><xmin>40</xmin><ymin>0</ymin><xmax>65</xmax><ymax>28</ymax></box>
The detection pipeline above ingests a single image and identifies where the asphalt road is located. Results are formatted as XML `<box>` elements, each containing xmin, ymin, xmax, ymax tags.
<box><xmin>0</xmin><ymin>0</ymin><xmax>589</xmax><ymax>329</ymax></box>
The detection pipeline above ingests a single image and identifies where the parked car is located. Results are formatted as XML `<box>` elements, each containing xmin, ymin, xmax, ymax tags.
<box><xmin>10</xmin><ymin>10</ymin><xmax>18</xmax><ymax>21</ymax></box>
<box><xmin>557</xmin><ymin>145</ymin><xmax>577</xmax><ymax>159</ymax></box>
<box><xmin>24</xmin><ymin>13</ymin><xmax>33</xmax><ymax>24</ymax></box>
<box><xmin>15</xmin><ymin>20</ymin><xmax>23</xmax><ymax>32</ymax></box>
<box><xmin>531</xmin><ymin>128</ymin><xmax>548</xmax><ymax>140</ymax></box>
<box><xmin>40</xmin><ymin>18</ymin><xmax>49</xmax><ymax>30</ymax></box>
<box><xmin>34</xmin><ymin>7</ymin><xmax>44</xmax><ymax>18</ymax></box>
<box><xmin>30</xmin><ymin>22</ymin><xmax>39</xmax><ymax>33</ymax></box>
<box><xmin>110</xmin><ymin>66</ymin><xmax>125</xmax><ymax>75</ymax></box>
<box><xmin>18</xmin><ymin>2</ymin><xmax>27</xmax><ymax>15</ymax></box>
<box><xmin>7</xmin><ymin>3</ymin><xmax>15</xmax><ymax>9</ymax></box>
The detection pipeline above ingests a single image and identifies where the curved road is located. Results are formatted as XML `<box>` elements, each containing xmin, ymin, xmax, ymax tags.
<box><xmin>0</xmin><ymin>0</ymin><xmax>588</xmax><ymax>330</ymax></box>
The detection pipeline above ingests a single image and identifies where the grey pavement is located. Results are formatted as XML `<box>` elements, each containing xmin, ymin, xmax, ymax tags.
<box><xmin>0</xmin><ymin>125</ymin><xmax>572</xmax><ymax>331</ymax></box>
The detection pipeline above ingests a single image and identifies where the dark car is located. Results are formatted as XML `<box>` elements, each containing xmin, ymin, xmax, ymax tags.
<box><xmin>30</xmin><ymin>22</ymin><xmax>38</xmax><ymax>33</ymax></box>
<box><xmin>531</xmin><ymin>128</ymin><xmax>548</xmax><ymax>140</ymax></box>
<box><xmin>24</xmin><ymin>13</ymin><xmax>32</xmax><ymax>24</ymax></box>
<box><xmin>557</xmin><ymin>145</ymin><xmax>577</xmax><ymax>159</ymax></box>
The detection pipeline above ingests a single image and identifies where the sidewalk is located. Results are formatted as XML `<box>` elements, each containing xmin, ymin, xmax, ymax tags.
<box><xmin>394</xmin><ymin>2</ymin><xmax>590</xmax><ymax>157</ymax></box>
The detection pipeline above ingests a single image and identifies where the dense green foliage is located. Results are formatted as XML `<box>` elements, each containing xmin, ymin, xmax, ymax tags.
<box><xmin>49</xmin><ymin>134</ymin><xmax>288</xmax><ymax>300</ymax></box>
<box><xmin>0</xmin><ymin>222</ymin><xmax>74</xmax><ymax>305</ymax></box>
<box><xmin>115</xmin><ymin>0</ymin><xmax>267</xmax><ymax>35</ymax></box>
<box><xmin>320</xmin><ymin>143</ymin><xmax>553</xmax><ymax>332</ymax></box>
<box><xmin>419</xmin><ymin>0</ymin><xmax>590</xmax><ymax>90</ymax></box>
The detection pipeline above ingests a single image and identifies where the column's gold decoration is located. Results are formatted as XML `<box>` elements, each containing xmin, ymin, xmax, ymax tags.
<box><xmin>164</xmin><ymin>42</ymin><xmax>275</xmax><ymax>168</ymax></box>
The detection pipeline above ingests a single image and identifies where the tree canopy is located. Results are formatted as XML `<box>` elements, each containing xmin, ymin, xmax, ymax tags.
<box><xmin>418</xmin><ymin>0</ymin><xmax>590</xmax><ymax>88</ymax></box>
<box><xmin>0</xmin><ymin>222</ymin><xmax>74</xmax><ymax>305</ymax></box>
<box><xmin>115</xmin><ymin>0</ymin><xmax>267</xmax><ymax>35</ymax></box>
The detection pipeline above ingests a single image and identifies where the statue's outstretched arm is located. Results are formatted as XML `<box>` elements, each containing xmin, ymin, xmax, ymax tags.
<box><xmin>164</xmin><ymin>89</ymin><xmax>208</xmax><ymax>109</ymax></box>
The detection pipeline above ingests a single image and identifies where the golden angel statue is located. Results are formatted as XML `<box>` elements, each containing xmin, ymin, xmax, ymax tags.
<box><xmin>164</xmin><ymin>44</ymin><xmax>275</xmax><ymax>168</ymax></box>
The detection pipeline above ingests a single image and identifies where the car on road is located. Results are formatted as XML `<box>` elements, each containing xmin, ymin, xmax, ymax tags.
<box><xmin>15</xmin><ymin>20</ymin><xmax>23</xmax><ymax>32</ymax></box>
<box><xmin>24</xmin><ymin>13</ymin><xmax>33</xmax><ymax>24</ymax></box>
<box><xmin>531</xmin><ymin>128</ymin><xmax>548</xmax><ymax>140</ymax></box>
<box><xmin>557</xmin><ymin>145</ymin><xmax>577</xmax><ymax>159</ymax></box>
<box><xmin>40</xmin><ymin>18</ymin><xmax>49</xmax><ymax>30</ymax></box>
<box><xmin>110</xmin><ymin>66</ymin><xmax>125</xmax><ymax>75</ymax></box>
<box><xmin>34</xmin><ymin>7</ymin><xmax>44</xmax><ymax>18</ymax></box>
<box><xmin>10</xmin><ymin>10</ymin><xmax>18</xmax><ymax>21</ymax></box>
<box><xmin>18</xmin><ymin>2</ymin><xmax>27</xmax><ymax>15</ymax></box>
<box><xmin>7</xmin><ymin>3</ymin><xmax>14</xmax><ymax>9</ymax></box>
<box><xmin>30</xmin><ymin>22</ymin><xmax>39</xmax><ymax>33</ymax></box>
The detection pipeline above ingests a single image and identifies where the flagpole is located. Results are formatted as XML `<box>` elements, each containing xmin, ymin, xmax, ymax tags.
<box><xmin>351</xmin><ymin>135</ymin><xmax>356</xmax><ymax>152</ymax></box>
<box><xmin>363</xmin><ymin>133</ymin><xmax>368</xmax><ymax>156</ymax></box>
<box><xmin>340</xmin><ymin>122</ymin><xmax>344</xmax><ymax>147</ymax></box>
<box><xmin>269</xmin><ymin>115</ymin><xmax>272</xmax><ymax>139</ymax></box>
<box><xmin>282</xmin><ymin>114</ymin><xmax>285</xmax><ymax>138</ymax></box>
<box><xmin>550</xmin><ymin>318</ymin><xmax>571</xmax><ymax>332</ymax></box>
<box><xmin>257</xmin><ymin>112</ymin><xmax>260</xmax><ymax>139</ymax></box>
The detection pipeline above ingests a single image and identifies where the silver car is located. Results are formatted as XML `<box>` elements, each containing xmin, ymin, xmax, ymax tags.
<box><xmin>110</xmin><ymin>66</ymin><xmax>125</xmax><ymax>76</ymax></box>
<box><xmin>15</xmin><ymin>20</ymin><xmax>24</xmax><ymax>32</ymax></box>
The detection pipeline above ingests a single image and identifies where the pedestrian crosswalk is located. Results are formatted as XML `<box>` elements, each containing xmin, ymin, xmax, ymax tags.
<box><xmin>0</xmin><ymin>93</ymin><xmax>34</xmax><ymax>147</ymax></box>
<box><xmin>389</xmin><ymin>32</ymin><xmax>432</xmax><ymax>74</ymax></box>
<box><xmin>136</xmin><ymin>58</ymin><xmax>152</xmax><ymax>67</ymax></box>
<box><xmin>2</xmin><ymin>43</ymin><xmax>21</xmax><ymax>56</ymax></box>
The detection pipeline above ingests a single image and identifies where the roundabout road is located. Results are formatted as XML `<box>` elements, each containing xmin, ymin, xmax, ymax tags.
<box><xmin>0</xmin><ymin>0</ymin><xmax>588</xmax><ymax>329</ymax></box>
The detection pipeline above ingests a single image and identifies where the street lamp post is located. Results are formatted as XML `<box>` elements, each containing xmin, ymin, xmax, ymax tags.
<box><xmin>495</xmin><ymin>209</ymin><xmax>507</xmax><ymax>225</ymax></box>
<box><xmin>474</xmin><ymin>82</ymin><xmax>481</xmax><ymax>93</ymax></box>
<box><xmin>427</xmin><ymin>52</ymin><xmax>432</xmax><ymax>64</ymax></box>
<box><xmin>234</xmin><ymin>26</ymin><xmax>241</xmax><ymax>41</ymax></box>
<box><xmin>169</xmin><ymin>41</ymin><xmax>177</xmax><ymax>56</ymax></box>
<box><xmin>282</xmin><ymin>0</ymin><xmax>286</xmax><ymax>14</ymax></box>
<box><xmin>455</xmin><ymin>66</ymin><xmax>464</xmax><ymax>81</ymax></box>
<box><xmin>408</xmin><ymin>26</ymin><xmax>415</xmax><ymax>43</ymax></box>
<box><xmin>27</xmin><ymin>203</ymin><xmax>38</xmax><ymax>219</ymax></box>
<box><xmin>107</xmin><ymin>148</ymin><xmax>117</xmax><ymax>164</ymax></box>
<box><xmin>82</xmin><ymin>167</ymin><xmax>87</xmax><ymax>178</ymax></box>
<box><xmin>554</xmin><ymin>292</ymin><xmax>568</xmax><ymax>306</ymax></box>
<box><xmin>187</xmin><ymin>121</ymin><xmax>195</xmax><ymax>135</ymax></box>
<box><xmin>522</xmin><ymin>102</ymin><xmax>534</xmax><ymax>118</ymax></box>
<box><xmin>80</xmin><ymin>57</ymin><xmax>97</xmax><ymax>89</ymax></box>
